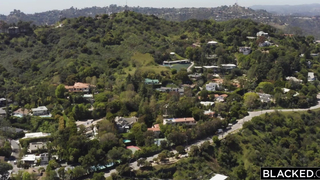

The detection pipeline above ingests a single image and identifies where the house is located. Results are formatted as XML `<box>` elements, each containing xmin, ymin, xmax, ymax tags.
<box><xmin>215</xmin><ymin>94</ymin><xmax>228</xmax><ymax>102</ymax></box>
<box><xmin>147</xmin><ymin>124</ymin><xmax>161</xmax><ymax>137</ymax></box>
<box><xmin>209</xmin><ymin>174</ymin><xmax>228</xmax><ymax>180</ymax></box>
<box><xmin>207</xmin><ymin>41</ymin><xmax>218</xmax><ymax>45</ymax></box>
<box><xmin>204</xmin><ymin>110</ymin><xmax>215</xmax><ymax>118</ymax></box>
<box><xmin>76</xmin><ymin>119</ymin><xmax>103</xmax><ymax>138</ymax></box>
<box><xmin>308</xmin><ymin>72</ymin><xmax>316</xmax><ymax>82</ymax></box>
<box><xmin>206</xmin><ymin>83</ymin><xmax>220</xmax><ymax>92</ymax></box>
<box><xmin>114</xmin><ymin>116</ymin><xmax>138</xmax><ymax>133</ymax></box>
<box><xmin>13</xmin><ymin>108</ymin><xmax>30</xmax><ymax>117</ymax></box>
<box><xmin>257</xmin><ymin>93</ymin><xmax>273</xmax><ymax>103</ymax></box>
<box><xmin>247</xmin><ymin>36</ymin><xmax>256</xmax><ymax>40</ymax></box>
<box><xmin>188</xmin><ymin>73</ymin><xmax>202</xmax><ymax>80</ymax></box>
<box><xmin>31</xmin><ymin>106</ymin><xmax>48</xmax><ymax>116</ymax></box>
<box><xmin>181</xmin><ymin>84</ymin><xmax>196</xmax><ymax>89</ymax></box>
<box><xmin>23</xmin><ymin>132</ymin><xmax>51</xmax><ymax>139</ymax></box>
<box><xmin>21</xmin><ymin>153</ymin><xmax>49</xmax><ymax>165</ymax></box>
<box><xmin>221</xmin><ymin>64</ymin><xmax>237</xmax><ymax>70</ymax></box>
<box><xmin>0</xmin><ymin>108</ymin><xmax>6</xmax><ymax>118</ymax></box>
<box><xmin>203</xmin><ymin>66</ymin><xmax>220</xmax><ymax>73</ymax></box>
<box><xmin>162</xmin><ymin>59</ymin><xmax>190</xmax><ymax>66</ymax></box>
<box><xmin>200</xmin><ymin>101</ymin><xmax>215</xmax><ymax>106</ymax></box>
<box><xmin>311</xmin><ymin>53</ymin><xmax>319</xmax><ymax>57</ymax></box>
<box><xmin>163</xmin><ymin>117</ymin><xmax>196</xmax><ymax>126</ymax></box>
<box><xmin>256</xmin><ymin>31</ymin><xmax>268</xmax><ymax>37</ymax></box>
<box><xmin>259</xmin><ymin>41</ymin><xmax>271</xmax><ymax>47</ymax></box>
<box><xmin>83</xmin><ymin>94</ymin><xmax>94</xmax><ymax>103</ymax></box>
<box><xmin>28</xmin><ymin>142</ymin><xmax>47</xmax><ymax>153</ymax></box>
<box><xmin>65</xmin><ymin>82</ymin><xmax>91</xmax><ymax>93</ymax></box>
<box><xmin>8</xmin><ymin>27</ymin><xmax>19</xmax><ymax>35</ymax></box>
<box><xmin>239</xmin><ymin>47</ymin><xmax>252</xmax><ymax>55</ymax></box>
<box><xmin>145</xmin><ymin>78</ymin><xmax>160</xmax><ymax>85</ymax></box>
<box><xmin>170</xmin><ymin>52</ymin><xmax>175</xmax><ymax>55</ymax></box>
<box><xmin>156</xmin><ymin>87</ymin><xmax>184</xmax><ymax>96</ymax></box>
<box><xmin>286</xmin><ymin>76</ymin><xmax>303</xmax><ymax>83</ymax></box>
<box><xmin>282</xmin><ymin>88</ymin><xmax>291</xmax><ymax>93</ymax></box>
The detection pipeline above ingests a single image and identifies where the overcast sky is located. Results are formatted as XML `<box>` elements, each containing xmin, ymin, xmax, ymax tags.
<box><xmin>1</xmin><ymin>0</ymin><xmax>320</xmax><ymax>15</ymax></box>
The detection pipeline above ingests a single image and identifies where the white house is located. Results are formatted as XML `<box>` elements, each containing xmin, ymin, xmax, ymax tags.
<box><xmin>286</xmin><ymin>76</ymin><xmax>303</xmax><ymax>83</ymax></box>
<box><xmin>221</xmin><ymin>64</ymin><xmax>237</xmax><ymax>70</ymax></box>
<box><xmin>200</xmin><ymin>101</ymin><xmax>215</xmax><ymax>106</ymax></box>
<box><xmin>210</xmin><ymin>174</ymin><xmax>228</xmax><ymax>180</ymax></box>
<box><xmin>206</xmin><ymin>83</ymin><xmax>220</xmax><ymax>92</ymax></box>
<box><xmin>31</xmin><ymin>106</ymin><xmax>48</xmax><ymax>116</ymax></box>
<box><xmin>256</xmin><ymin>31</ymin><xmax>268</xmax><ymax>37</ymax></box>
<box><xmin>21</xmin><ymin>153</ymin><xmax>49</xmax><ymax>165</ymax></box>
<box><xmin>23</xmin><ymin>132</ymin><xmax>51</xmax><ymax>139</ymax></box>
<box><xmin>308</xmin><ymin>72</ymin><xmax>316</xmax><ymax>82</ymax></box>
<box><xmin>207</xmin><ymin>41</ymin><xmax>218</xmax><ymax>45</ymax></box>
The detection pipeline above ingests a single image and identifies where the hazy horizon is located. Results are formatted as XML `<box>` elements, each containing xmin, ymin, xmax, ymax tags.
<box><xmin>1</xmin><ymin>0</ymin><xmax>320</xmax><ymax>15</ymax></box>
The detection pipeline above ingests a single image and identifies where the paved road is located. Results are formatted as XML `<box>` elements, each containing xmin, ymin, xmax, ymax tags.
<box><xmin>187</xmin><ymin>62</ymin><xmax>194</xmax><ymax>72</ymax></box>
<box><xmin>104</xmin><ymin>94</ymin><xmax>320</xmax><ymax>177</ymax></box>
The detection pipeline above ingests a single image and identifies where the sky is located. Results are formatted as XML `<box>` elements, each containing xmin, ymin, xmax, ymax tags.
<box><xmin>1</xmin><ymin>0</ymin><xmax>320</xmax><ymax>15</ymax></box>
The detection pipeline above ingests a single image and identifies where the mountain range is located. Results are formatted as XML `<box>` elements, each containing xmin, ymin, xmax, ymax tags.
<box><xmin>251</xmin><ymin>4</ymin><xmax>320</xmax><ymax>16</ymax></box>
<box><xmin>2</xmin><ymin>4</ymin><xmax>320</xmax><ymax>38</ymax></box>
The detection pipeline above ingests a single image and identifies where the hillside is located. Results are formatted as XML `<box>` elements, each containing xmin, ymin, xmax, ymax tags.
<box><xmin>1</xmin><ymin>12</ymin><xmax>320</xmax><ymax>179</ymax></box>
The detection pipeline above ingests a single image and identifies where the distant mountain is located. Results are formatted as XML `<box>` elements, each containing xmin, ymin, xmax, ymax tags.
<box><xmin>2</xmin><ymin>4</ymin><xmax>320</xmax><ymax>38</ymax></box>
<box><xmin>250</xmin><ymin>4</ymin><xmax>320</xmax><ymax>16</ymax></box>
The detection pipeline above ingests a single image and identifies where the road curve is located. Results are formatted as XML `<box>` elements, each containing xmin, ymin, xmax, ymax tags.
<box><xmin>187</xmin><ymin>62</ymin><xmax>194</xmax><ymax>73</ymax></box>
<box><xmin>104</xmin><ymin>94</ymin><xmax>320</xmax><ymax>177</ymax></box>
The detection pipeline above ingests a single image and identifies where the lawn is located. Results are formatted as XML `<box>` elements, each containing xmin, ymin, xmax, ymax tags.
<box><xmin>120</xmin><ymin>52</ymin><xmax>170</xmax><ymax>77</ymax></box>
<box><xmin>171</xmin><ymin>63</ymin><xmax>191</xmax><ymax>71</ymax></box>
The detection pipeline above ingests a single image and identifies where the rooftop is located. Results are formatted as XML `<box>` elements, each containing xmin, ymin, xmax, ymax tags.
<box><xmin>23</xmin><ymin>132</ymin><xmax>51</xmax><ymax>139</ymax></box>
<box><xmin>31</xmin><ymin>106</ymin><xmax>48</xmax><ymax>111</ymax></box>
<box><xmin>147</xmin><ymin>124</ymin><xmax>161</xmax><ymax>132</ymax></box>
<box><xmin>210</xmin><ymin>174</ymin><xmax>228</xmax><ymax>180</ymax></box>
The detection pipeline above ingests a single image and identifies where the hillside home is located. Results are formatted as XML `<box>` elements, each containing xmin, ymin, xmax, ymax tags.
<box><xmin>8</xmin><ymin>27</ymin><xmax>19</xmax><ymax>35</ymax></box>
<box><xmin>257</xmin><ymin>93</ymin><xmax>273</xmax><ymax>103</ymax></box>
<box><xmin>145</xmin><ymin>78</ymin><xmax>160</xmax><ymax>85</ymax></box>
<box><xmin>210</xmin><ymin>174</ymin><xmax>228</xmax><ymax>180</ymax></box>
<box><xmin>200</xmin><ymin>101</ymin><xmax>215</xmax><ymax>106</ymax></box>
<box><xmin>188</xmin><ymin>73</ymin><xmax>202</xmax><ymax>80</ymax></box>
<box><xmin>23</xmin><ymin>132</ymin><xmax>51</xmax><ymax>139</ymax></box>
<box><xmin>162</xmin><ymin>59</ymin><xmax>190</xmax><ymax>66</ymax></box>
<box><xmin>256</xmin><ymin>31</ymin><xmax>268</xmax><ymax>37</ymax></box>
<box><xmin>221</xmin><ymin>64</ymin><xmax>237</xmax><ymax>70</ymax></box>
<box><xmin>0</xmin><ymin>98</ymin><xmax>6</xmax><ymax>107</ymax></box>
<box><xmin>147</xmin><ymin>124</ymin><xmax>161</xmax><ymax>137</ymax></box>
<box><xmin>13</xmin><ymin>108</ymin><xmax>30</xmax><ymax>117</ymax></box>
<box><xmin>65</xmin><ymin>82</ymin><xmax>91</xmax><ymax>93</ymax></box>
<box><xmin>259</xmin><ymin>41</ymin><xmax>271</xmax><ymax>47</ymax></box>
<box><xmin>28</xmin><ymin>142</ymin><xmax>47</xmax><ymax>153</ymax></box>
<box><xmin>207</xmin><ymin>41</ymin><xmax>218</xmax><ymax>45</ymax></box>
<box><xmin>204</xmin><ymin>110</ymin><xmax>216</xmax><ymax>118</ymax></box>
<box><xmin>31</xmin><ymin>106</ymin><xmax>48</xmax><ymax>116</ymax></box>
<box><xmin>21</xmin><ymin>153</ymin><xmax>49</xmax><ymax>165</ymax></box>
<box><xmin>286</xmin><ymin>76</ymin><xmax>303</xmax><ymax>83</ymax></box>
<box><xmin>206</xmin><ymin>83</ymin><xmax>220</xmax><ymax>92</ymax></box>
<box><xmin>308</xmin><ymin>72</ymin><xmax>316</xmax><ymax>82</ymax></box>
<box><xmin>76</xmin><ymin>119</ymin><xmax>103</xmax><ymax>138</ymax></box>
<box><xmin>115</xmin><ymin>116</ymin><xmax>138</xmax><ymax>133</ymax></box>
<box><xmin>214</xmin><ymin>94</ymin><xmax>228</xmax><ymax>102</ymax></box>
<box><xmin>239</xmin><ymin>47</ymin><xmax>252</xmax><ymax>55</ymax></box>
<box><xmin>156</xmin><ymin>87</ymin><xmax>184</xmax><ymax>95</ymax></box>
<box><xmin>0</xmin><ymin>108</ymin><xmax>6</xmax><ymax>118</ymax></box>
<box><xmin>163</xmin><ymin>117</ymin><xmax>196</xmax><ymax>126</ymax></box>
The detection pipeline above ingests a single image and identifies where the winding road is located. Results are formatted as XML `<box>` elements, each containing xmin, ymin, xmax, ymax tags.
<box><xmin>104</xmin><ymin>94</ymin><xmax>320</xmax><ymax>177</ymax></box>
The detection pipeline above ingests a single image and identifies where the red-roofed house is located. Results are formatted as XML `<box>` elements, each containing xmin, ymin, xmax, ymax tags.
<box><xmin>65</xmin><ymin>82</ymin><xmax>92</xmax><ymax>93</ymax></box>
<box><xmin>214</xmin><ymin>94</ymin><xmax>228</xmax><ymax>102</ymax></box>
<box><xmin>163</xmin><ymin>117</ymin><xmax>196</xmax><ymax>126</ymax></box>
<box><xmin>147</xmin><ymin>124</ymin><xmax>161</xmax><ymax>136</ymax></box>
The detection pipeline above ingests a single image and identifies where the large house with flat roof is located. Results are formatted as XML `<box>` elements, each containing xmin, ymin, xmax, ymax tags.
<box><xmin>31</xmin><ymin>106</ymin><xmax>49</xmax><ymax>116</ymax></box>
<box><xmin>163</xmin><ymin>117</ymin><xmax>196</xmax><ymax>126</ymax></box>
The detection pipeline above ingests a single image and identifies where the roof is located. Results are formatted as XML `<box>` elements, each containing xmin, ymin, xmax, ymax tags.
<box><xmin>0</xmin><ymin>108</ymin><xmax>6</xmax><ymax>115</ymax></box>
<box><xmin>21</xmin><ymin>154</ymin><xmax>36</xmax><ymax>162</ymax></box>
<box><xmin>165</xmin><ymin>117</ymin><xmax>195</xmax><ymax>123</ymax></box>
<box><xmin>200</xmin><ymin>101</ymin><xmax>215</xmax><ymax>106</ymax></box>
<box><xmin>0</xmin><ymin>98</ymin><xmax>6</xmax><ymax>101</ymax></box>
<box><xmin>83</xmin><ymin>94</ymin><xmax>93</xmax><ymax>98</ymax></box>
<box><xmin>210</xmin><ymin>174</ymin><xmax>228</xmax><ymax>180</ymax></box>
<box><xmin>115</xmin><ymin>116</ymin><xmax>138</xmax><ymax>126</ymax></box>
<box><xmin>148</xmin><ymin>124</ymin><xmax>161</xmax><ymax>132</ymax></box>
<box><xmin>29</xmin><ymin>142</ymin><xmax>46</xmax><ymax>151</ymax></box>
<box><xmin>203</xmin><ymin>66</ymin><xmax>219</xmax><ymax>69</ymax></box>
<box><xmin>0</xmin><ymin>127</ymin><xmax>24</xmax><ymax>133</ymax></box>
<box><xmin>145</xmin><ymin>78</ymin><xmax>160</xmax><ymax>83</ymax></box>
<box><xmin>14</xmin><ymin>108</ymin><xmax>30</xmax><ymax>115</ymax></box>
<box><xmin>31</xmin><ymin>106</ymin><xmax>48</xmax><ymax>112</ymax></box>
<box><xmin>221</xmin><ymin>64</ymin><xmax>237</xmax><ymax>67</ymax></box>
<box><xmin>204</xmin><ymin>110</ymin><xmax>215</xmax><ymax>115</ymax></box>
<box><xmin>214</xmin><ymin>94</ymin><xmax>228</xmax><ymax>98</ymax></box>
<box><xmin>23</xmin><ymin>132</ymin><xmax>51</xmax><ymax>139</ymax></box>
<box><xmin>65</xmin><ymin>82</ymin><xmax>91</xmax><ymax>89</ymax></box>
<box><xmin>208</xmin><ymin>41</ymin><xmax>218</xmax><ymax>44</ymax></box>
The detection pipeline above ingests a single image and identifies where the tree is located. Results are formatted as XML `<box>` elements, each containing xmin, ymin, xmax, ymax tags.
<box><xmin>188</xmin><ymin>145</ymin><xmax>200</xmax><ymax>157</ymax></box>
<box><xmin>57</xmin><ymin>167</ymin><xmax>66</xmax><ymax>180</ymax></box>
<box><xmin>116</xmin><ymin>163</ymin><xmax>132</xmax><ymax>176</ymax></box>
<box><xmin>243</xmin><ymin>92</ymin><xmax>259</xmax><ymax>110</ymax></box>
<box><xmin>175</xmin><ymin>145</ymin><xmax>186</xmax><ymax>154</ymax></box>
<box><xmin>55</xmin><ymin>84</ymin><xmax>66</xmax><ymax>98</ymax></box>
<box><xmin>92</xmin><ymin>172</ymin><xmax>106</xmax><ymax>180</ymax></box>
<box><xmin>0</xmin><ymin>160</ymin><xmax>12</xmax><ymax>178</ymax></box>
